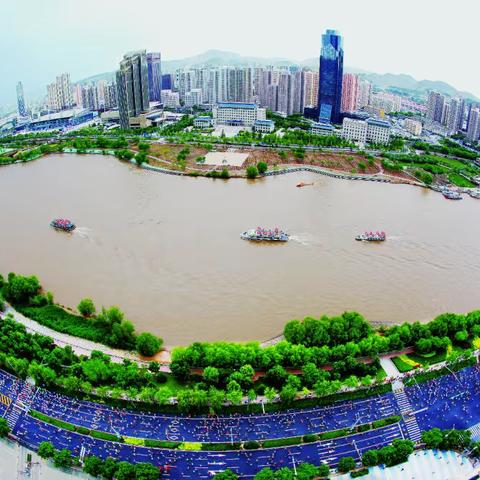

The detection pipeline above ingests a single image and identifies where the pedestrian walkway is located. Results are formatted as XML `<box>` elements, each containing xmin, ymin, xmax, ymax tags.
<box><xmin>1</xmin><ymin>306</ymin><xmax>164</xmax><ymax>368</ymax></box>
<box><xmin>337</xmin><ymin>450</ymin><xmax>476</xmax><ymax>480</ymax></box>
<box><xmin>393</xmin><ymin>382</ymin><xmax>422</xmax><ymax>442</ymax></box>
<box><xmin>380</xmin><ymin>357</ymin><xmax>400</xmax><ymax>378</ymax></box>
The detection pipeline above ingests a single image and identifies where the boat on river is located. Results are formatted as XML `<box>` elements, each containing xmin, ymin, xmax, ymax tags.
<box><xmin>50</xmin><ymin>218</ymin><xmax>76</xmax><ymax>232</ymax></box>
<box><xmin>442</xmin><ymin>189</ymin><xmax>462</xmax><ymax>200</ymax></box>
<box><xmin>296</xmin><ymin>182</ymin><xmax>313</xmax><ymax>188</ymax></box>
<box><xmin>355</xmin><ymin>231</ymin><xmax>386</xmax><ymax>242</ymax></box>
<box><xmin>241</xmin><ymin>227</ymin><xmax>289</xmax><ymax>242</ymax></box>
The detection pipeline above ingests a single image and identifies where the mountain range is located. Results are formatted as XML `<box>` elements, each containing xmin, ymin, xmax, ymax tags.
<box><xmin>72</xmin><ymin>49</ymin><xmax>480</xmax><ymax>103</ymax></box>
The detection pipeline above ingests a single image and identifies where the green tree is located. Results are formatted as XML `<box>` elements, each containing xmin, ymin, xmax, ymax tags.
<box><xmin>296</xmin><ymin>462</ymin><xmax>320</xmax><ymax>479</ymax></box>
<box><xmin>77</xmin><ymin>298</ymin><xmax>96</xmax><ymax>317</ymax></box>
<box><xmin>4</xmin><ymin>273</ymin><xmax>40</xmax><ymax>305</ymax></box>
<box><xmin>37</xmin><ymin>441</ymin><xmax>55</xmax><ymax>459</ymax></box>
<box><xmin>213</xmin><ymin>469</ymin><xmax>239</xmax><ymax>479</ymax></box>
<box><xmin>246</xmin><ymin>166</ymin><xmax>258</xmax><ymax>179</ymax></box>
<box><xmin>53</xmin><ymin>448</ymin><xmax>73</xmax><ymax>468</ymax></box>
<box><xmin>317</xmin><ymin>464</ymin><xmax>330</xmax><ymax>478</ymax></box>
<box><xmin>203</xmin><ymin>366</ymin><xmax>220</xmax><ymax>384</ymax></box>
<box><xmin>338</xmin><ymin>456</ymin><xmax>356</xmax><ymax>473</ymax></box>
<box><xmin>302</xmin><ymin>362</ymin><xmax>320</xmax><ymax>388</ymax></box>
<box><xmin>0</xmin><ymin>418</ymin><xmax>10</xmax><ymax>438</ymax></box>
<box><xmin>115</xmin><ymin>461</ymin><xmax>136</xmax><ymax>480</ymax></box>
<box><xmin>101</xmin><ymin>457</ymin><xmax>118</xmax><ymax>480</ymax></box>
<box><xmin>83</xmin><ymin>456</ymin><xmax>104</xmax><ymax>477</ymax></box>
<box><xmin>253</xmin><ymin>468</ymin><xmax>275</xmax><ymax>479</ymax></box>
<box><xmin>257</xmin><ymin>161</ymin><xmax>268</xmax><ymax>174</ymax></box>
<box><xmin>280</xmin><ymin>383</ymin><xmax>297</xmax><ymax>405</ymax></box>
<box><xmin>362</xmin><ymin>449</ymin><xmax>379</xmax><ymax>467</ymax></box>
<box><xmin>136</xmin><ymin>332</ymin><xmax>162</xmax><ymax>356</ymax></box>
<box><xmin>226</xmin><ymin>380</ymin><xmax>243</xmax><ymax>405</ymax></box>
<box><xmin>135</xmin><ymin>462</ymin><xmax>159</xmax><ymax>480</ymax></box>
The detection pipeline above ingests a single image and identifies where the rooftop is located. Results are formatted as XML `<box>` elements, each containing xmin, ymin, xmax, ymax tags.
<box><xmin>217</xmin><ymin>102</ymin><xmax>257</xmax><ymax>110</ymax></box>
<box><xmin>311</xmin><ymin>122</ymin><xmax>334</xmax><ymax>130</ymax></box>
<box><xmin>367</xmin><ymin>118</ymin><xmax>391</xmax><ymax>128</ymax></box>
<box><xmin>254</xmin><ymin>119</ymin><xmax>274</xmax><ymax>125</ymax></box>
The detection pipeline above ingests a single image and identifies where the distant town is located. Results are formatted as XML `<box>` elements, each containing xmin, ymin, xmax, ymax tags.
<box><xmin>4</xmin><ymin>29</ymin><xmax>480</xmax><ymax>151</ymax></box>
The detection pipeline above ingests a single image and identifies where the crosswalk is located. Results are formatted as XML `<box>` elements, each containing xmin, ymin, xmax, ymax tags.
<box><xmin>468</xmin><ymin>421</ymin><xmax>480</xmax><ymax>441</ymax></box>
<box><xmin>5</xmin><ymin>405</ymin><xmax>22</xmax><ymax>431</ymax></box>
<box><xmin>393</xmin><ymin>386</ymin><xmax>422</xmax><ymax>442</ymax></box>
<box><xmin>4</xmin><ymin>381</ymin><xmax>36</xmax><ymax>433</ymax></box>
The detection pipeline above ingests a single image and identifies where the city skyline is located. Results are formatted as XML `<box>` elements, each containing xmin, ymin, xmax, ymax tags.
<box><xmin>1</xmin><ymin>0</ymin><xmax>479</xmax><ymax>109</ymax></box>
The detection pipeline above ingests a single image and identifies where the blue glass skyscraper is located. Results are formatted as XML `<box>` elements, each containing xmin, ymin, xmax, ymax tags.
<box><xmin>147</xmin><ymin>52</ymin><xmax>162</xmax><ymax>102</ymax></box>
<box><xmin>318</xmin><ymin>29</ymin><xmax>344</xmax><ymax>124</ymax></box>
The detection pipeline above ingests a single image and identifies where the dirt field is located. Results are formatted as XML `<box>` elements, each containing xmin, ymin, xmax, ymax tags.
<box><xmin>143</xmin><ymin>143</ymin><xmax>413</xmax><ymax>181</ymax></box>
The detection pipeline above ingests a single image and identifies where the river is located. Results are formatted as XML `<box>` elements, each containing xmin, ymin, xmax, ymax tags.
<box><xmin>1</xmin><ymin>153</ymin><xmax>479</xmax><ymax>345</ymax></box>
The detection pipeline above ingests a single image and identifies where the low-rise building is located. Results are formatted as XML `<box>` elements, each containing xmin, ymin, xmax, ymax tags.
<box><xmin>342</xmin><ymin>117</ymin><xmax>368</xmax><ymax>142</ymax></box>
<box><xmin>253</xmin><ymin>119</ymin><xmax>275</xmax><ymax>133</ymax></box>
<box><xmin>28</xmin><ymin>108</ymin><xmax>96</xmax><ymax>131</ymax></box>
<box><xmin>366</xmin><ymin>118</ymin><xmax>391</xmax><ymax>144</ymax></box>
<box><xmin>310</xmin><ymin>122</ymin><xmax>335</xmax><ymax>136</ymax></box>
<box><xmin>213</xmin><ymin>102</ymin><xmax>266</xmax><ymax>127</ymax></box>
<box><xmin>194</xmin><ymin>116</ymin><xmax>214</xmax><ymax>129</ymax></box>
<box><xmin>342</xmin><ymin>117</ymin><xmax>391</xmax><ymax>144</ymax></box>
<box><xmin>404</xmin><ymin>118</ymin><xmax>423</xmax><ymax>136</ymax></box>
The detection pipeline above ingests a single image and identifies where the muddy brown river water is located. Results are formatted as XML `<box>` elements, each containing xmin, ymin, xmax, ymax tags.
<box><xmin>1</xmin><ymin>153</ymin><xmax>479</xmax><ymax>345</ymax></box>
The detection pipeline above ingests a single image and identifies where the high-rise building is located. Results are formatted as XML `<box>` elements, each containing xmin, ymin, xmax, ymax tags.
<box><xmin>318</xmin><ymin>29</ymin><xmax>344</xmax><ymax>123</ymax></box>
<box><xmin>47</xmin><ymin>73</ymin><xmax>74</xmax><ymax>111</ymax></box>
<box><xmin>185</xmin><ymin>88</ymin><xmax>203</xmax><ymax>107</ymax></box>
<box><xmin>446</xmin><ymin>98</ymin><xmax>464</xmax><ymax>134</ymax></box>
<box><xmin>341</xmin><ymin>73</ymin><xmax>358</xmax><ymax>113</ymax></box>
<box><xmin>426</xmin><ymin>91</ymin><xmax>446</xmax><ymax>123</ymax></box>
<box><xmin>276</xmin><ymin>72</ymin><xmax>291</xmax><ymax>115</ymax></box>
<box><xmin>303</xmin><ymin>71</ymin><xmax>319</xmax><ymax>108</ymax></box>
<box><xmin>16</xmin><ymin>81</ymin><xmax>27</xmax><ymax>117</ymax></box>
<box><xmin>291</xmin><ymin>70</ymin><xmax>304</xmax><ymax>115</ymax></box>
<box><xmin>116</xmin><ymin>50</ymin><xmax>150</xmax><ymax>129</ymax></box>
<box><xmin>356</xmin><ymin>79</ymin><xmax>372</xmax><ymax>109</ymax></box>
<box><xmin>266</xmin><ymin>84</ymin><xmax>278</xmax><ymax>112</ymax></box>
<box><xmin>103</xmin><ymin>82</ymin><xmax>118</xmax><ymax>109</ymax></box>
<box><xmin>466</xmin><ymin>108</ymin><xmax>480</xmax><ymax>142</ymax></box>
<box><xmin>162</xmin><ymin>74</ymin><xmax>173</xmax><ymax>90</ymax></box>
<box><xmin>147</xmin><ymin>52</ymin><xmax>162</xmax><ymax>102</ymax></box>
<box><xmin>370</xmin><ymin>92</ymin><xmax>402</xmax><ymax>113</ymax></box>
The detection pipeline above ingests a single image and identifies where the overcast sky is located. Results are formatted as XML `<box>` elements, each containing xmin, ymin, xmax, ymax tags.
<box><xmin>1</xmin><ymin>0</ymin><xmax>478</xmax><ymax>108</ymax></box>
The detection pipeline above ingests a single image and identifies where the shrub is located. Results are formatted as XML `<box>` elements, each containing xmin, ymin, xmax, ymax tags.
<box><xmin>243</xmin><ymin>440</ymin><xmax>261</xmax><ymax>450</ymax></box>
<box><xmin>0</xmin><ymin>418</ymin><xmax>10</xmax><ymax>437</ymax></box>
<box><xmin>257</xmin><ymin>161</ymin><xmax>268</xmax><ymax>174</ymax></box>
<box><xmin>136</xmin><ymin>332</ymin><xmax>163</xmax><ymax>357</ymax></box>
<box><xmin>246</xmin><ymin>166</ymin><xmax>258</xmax><ymax>179</ymax></box>
<box><xmin>78</xmin><ymin>298</ymin><xmax>96</xmax><ymax>317</ymax></box>
<box><xmin>338</xmin><ymin>456</ymin><xmax>356</xmax><ymax>473</ymax></box>
<box><xmin>37</xmin><ymin>441</ymin><xmax>55</xmax><ymax>459</ymax></box>
<box><xmin>302</xmin><ymin>434</ymin><xmax>318</xmax><ymax>443</ymax></box>
<box><xmin>53</xmin><ymin>448</ymin><xmax>73</xmax><ymax>468</ymax></box>
<box><xmin>220</xmin><ymin>168</ymin><xmax>230</xmax><ymax>179</ymax></box>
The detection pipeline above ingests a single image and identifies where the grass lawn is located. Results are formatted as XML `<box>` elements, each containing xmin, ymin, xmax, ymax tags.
<box><xmin>407</xmin><ymin>351</ymin><xmax>446</xmax><ymax>366</ymax></box>
<box><xmin>375</xmin><ymin>367</ymin><xmax>388</xmax><ymax>382</ymax></box>
<box><xmin>391</xmin><ymin>355</ymin><xmax>416</xmax><ymax>373</ymax></box>
<box><xmin>448</xmin><ymin>172</ymin><xmax>475</xmax><ymax>188</ymax></box>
